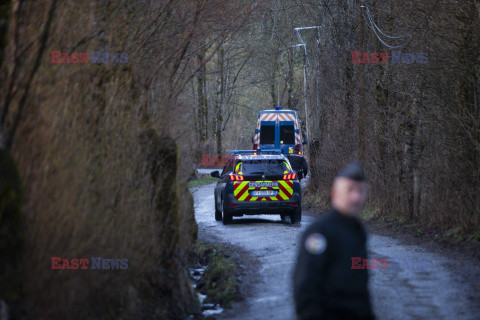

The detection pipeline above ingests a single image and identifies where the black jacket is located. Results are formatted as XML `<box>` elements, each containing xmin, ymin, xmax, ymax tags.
<box><xmin>293</xmin><ymin>209</ymin><xmax>375</xmax><ymax>320</ymax></box>
<box><xmin>287</xmin><ymin>154</ymin><xmax>308</xmax><ymax>177</ymax></box>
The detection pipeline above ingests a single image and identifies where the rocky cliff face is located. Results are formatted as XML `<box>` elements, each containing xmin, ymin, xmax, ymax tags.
<box><xmin>0</xmin><ymin>1</ymin><xmax>200</xmax><ymax>318</ymax></box>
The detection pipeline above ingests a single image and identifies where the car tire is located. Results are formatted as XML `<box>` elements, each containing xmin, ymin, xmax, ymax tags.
<box><xmin>290</xmin><ymin>205</ymin><xmax>302</xmax><ymax>224</ymax></box>
<box><xmin>222</xmin><ymin>198</ymin><xmax>233</xmax><ymax>225</ymax></box>
<box><xmin>215</xmin><ymin>196</ymin><xmax>223</xmax><ymax>221</ymax></box>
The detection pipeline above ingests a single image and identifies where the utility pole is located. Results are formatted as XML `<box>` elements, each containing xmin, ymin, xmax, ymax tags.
<box><xmin>293</xmin><ymin>26</ymin><xmax>321</xmax><ymax>141</ymax></box>
<box><xmin>302</xmin><ymin>47</ymin><xmax>309</xmax><ymax>140</ymax></box>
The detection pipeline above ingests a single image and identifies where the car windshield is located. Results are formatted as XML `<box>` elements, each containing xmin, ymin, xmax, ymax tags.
<box><xmin>240</xmin><ymin>159</ymin><xmax>289</xmax><ymax>175</ymax></box>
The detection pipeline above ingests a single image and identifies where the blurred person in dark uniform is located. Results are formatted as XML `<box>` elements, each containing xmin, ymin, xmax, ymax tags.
<box><xmin>292</xmin><ymin>161</ymin><xmax>375</xmax><ymax>320</ymax></box>
<box><xmin>287</xmin><ymin>144</ymin><xmax>308</xmax><ymax>180</ymax></box>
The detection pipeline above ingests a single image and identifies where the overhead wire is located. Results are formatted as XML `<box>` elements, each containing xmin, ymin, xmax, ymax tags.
<box><xmin>363</xmin><ymin>9</ymin><xmax>413</xmax><ymax>49</ymax></box>
<box><xmin>294</xmin><ymin>27</ymin><xmax>321</xmax><ymax>66</ymax></box>
<box><xmin>361</xmin><ymin>0</ymin><xmax>440</xmax><ymax>48</ymax></box>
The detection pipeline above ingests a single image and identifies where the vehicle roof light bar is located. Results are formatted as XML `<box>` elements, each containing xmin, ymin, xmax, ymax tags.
<box><xmin>230</xmin><ymin>150</ymin><xmax>257</xmax><ymax>155</ymax></box>
<box><xmin>230</xmin><ymin>149</ymin><xmax>283</xmax><ymax>155</ymax></box>
<box><xmin>256</xmin><ymin>148</ymin><xmax>283</xmax><ymax>154</ymax></box>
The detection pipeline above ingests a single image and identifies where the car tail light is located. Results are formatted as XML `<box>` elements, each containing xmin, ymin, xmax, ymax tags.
<box><xmin>289</xmin><ymin>203</ymin><xmax>299</xmax><ymax>207</ymax></box>
<box><xmin>229</xmin><ymin>174</ymin><xmax>244</xmax><ymax>181</ymax></box>
<box><xmin>283</xmin><ymin>173</ymin><xmax>296</xmax><ymax>180</ymax></box>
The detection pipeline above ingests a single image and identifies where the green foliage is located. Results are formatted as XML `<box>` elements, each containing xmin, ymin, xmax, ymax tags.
<box><xmin>444</xmin><ymin>227</ymin><xmax>466</xmax><ymax>242</ymax></box>
<box><xmin>196</xmin><ymin>242</ymin><xmax>241</xmax><ymax>308</ymax></box>
<box><xmin>360</xmin><ymin>207</ymin><xmax>374</xmax><ymax>220</ymax></box>
<box><xmin>470</xmin><ymin>233</ymin><xmax>480</xmax><ymax>242</ymax></box>
<box><xmin>188</xmin><ymin>176</ymin><xmax>218</xmax><ymax>187</ymax></box>
<box><xmin>389</xmin><ymin>215</ymin><xmax>406</xmax><ymax>224</ymax></box>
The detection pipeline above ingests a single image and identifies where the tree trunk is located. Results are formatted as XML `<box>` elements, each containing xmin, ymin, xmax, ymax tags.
<box><xmin>358</xmin><ymin>6</ymin><xmax>366</xmax><ymax>163</ymax></box>
<box><xmin>215</xmin><ymin>44</ymin><xmax>225</xmax><ymax>158</ymax></box>
<box><xmin>196</xmin><ymin>50</ymin><xmax>208</xmax><ymax>142</ymax></box>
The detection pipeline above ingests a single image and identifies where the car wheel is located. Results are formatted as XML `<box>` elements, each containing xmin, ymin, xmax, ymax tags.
<box><xmin>290</xmin><ymin>205</ymin><xmax>302</xmax><ymax>224</ymax></box>
<box><xmin>222</xmin><ymin>198</ymin><xmax>233</xmax><ymax>225</ymax></box>
<box><xmin>215</xmin><ymin>196</ymin><xmax>223</xmax><ymax>221</ymax></box>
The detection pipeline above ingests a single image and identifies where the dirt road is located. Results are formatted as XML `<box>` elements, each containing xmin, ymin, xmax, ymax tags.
<box><xmin>191</xmin><ymin>182</ymin><xmax>480</xmax><ymax>320</ymax></box>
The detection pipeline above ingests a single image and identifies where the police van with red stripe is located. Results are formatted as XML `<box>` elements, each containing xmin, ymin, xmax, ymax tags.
<box><xmin>211</xmin><ymin>150</ymin><xmax>302</xmax><ymax>225</ymax></box>
<box><xmin>252</xmin><ymin>106</ymin><xmax>307</xmax><ymax>156</ymax></box>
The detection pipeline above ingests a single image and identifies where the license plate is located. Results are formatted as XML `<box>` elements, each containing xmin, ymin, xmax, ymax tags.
<box><xmin>248</xmin><ymin>181</ymin><xmax>279</xmax><ymax>188</ymax></box>
<box><xmin>251</xmin><ymin>190</ymin><xmax>277</xmax><ymax>197</ymax></box>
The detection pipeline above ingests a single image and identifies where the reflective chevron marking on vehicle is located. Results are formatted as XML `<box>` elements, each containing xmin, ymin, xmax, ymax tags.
<box><xmin>278</xmin><ymin>113</ymin><xmax>295</xmax><ymax>121</ymax></box>
<box><xmin>233</xmin><ymin>180</ymin><xmax>293</xmax><ymax>201</ymax></box>
<box><xmin>235</xmin><ymin>162</ymin><xmax>243</xmax><ymax>174</ymax></box>
<box><xmin>260</xmin><ymin>113</ymin><xmax>277</xmax><ymax>121</ymax></box>
<box><xmin>295</xmin><ymin>134</ymin><xmax>301</xmax><ymax>145</ymax></box>
<box><xmin>277</xmin><ymin>180</ymin><xmax>293</xmax><ymax>200</ymax></box>
<box><xmin>254</xmin><ymin>118</ymin><xmax>261</xmax><ymax>144</ymax></box>
<box><xmin>234</xmin><ymin>181</ymin><xmax>250</xmax><ymax>200</ymax></box>
<box><xmin>259</xmin><ymin>112</ymin><xmax>295</xmax><ymax>122</ymax></box>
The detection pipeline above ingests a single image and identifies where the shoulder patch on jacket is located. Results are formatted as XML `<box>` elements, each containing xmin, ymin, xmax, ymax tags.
<box><xmin>304</xmin><ymin>232</ymin><xmax>327</xmax><ymax>255</ymax></box>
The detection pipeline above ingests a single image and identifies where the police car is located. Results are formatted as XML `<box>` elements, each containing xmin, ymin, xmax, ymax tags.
<box><xmin>210</xmin><ymin>150</ymin><xmax>302</xmax><ymax>224</ymax></box>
